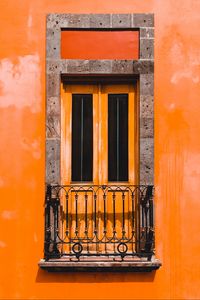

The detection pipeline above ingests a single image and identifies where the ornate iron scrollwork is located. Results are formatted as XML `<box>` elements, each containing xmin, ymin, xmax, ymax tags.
<box><xmin>44</xmin><ymin>184</ymin><xmax>154</xmax><ymax>261</ymax></box>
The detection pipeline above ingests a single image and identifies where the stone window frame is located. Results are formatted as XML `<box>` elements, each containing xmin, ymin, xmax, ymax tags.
<box><xmin>46</xmin><ymin>13</ymin><xmax>154</xmax><ymax>186</ymax></box>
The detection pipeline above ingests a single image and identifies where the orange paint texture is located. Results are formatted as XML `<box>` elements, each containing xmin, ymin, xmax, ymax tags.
<box><xmin>0</xmin><ymin>0</ymin><xmax>200</xmax><ymax>299</ymax></box>
<box><xmin>61</xmin><ymin>30</ymin><xmax>139</xmax><ymax>59</ymax></box>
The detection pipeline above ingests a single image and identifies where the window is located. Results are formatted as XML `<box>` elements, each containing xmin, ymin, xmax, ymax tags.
<box><xmin>108</xmin><ymin>93</ymin><xmax>128</xmax><ymax>181</ymax></box>
<box><xmin>71</xmin><ymin>92</ymin><xmax>129</xmax><ymax>182</ymax></box>
<box><xmin>40</xmin><ymin>13</ymin><xmax>161</xmax><ymax>271</ymax></box>
<box><xmin>71</xmin><ymin>94</ymin><xmax>93</xmax><ymax>182</ymax></box>
<box><xmin>60</xmin><ymin>83</ymin><xmax>136</xmax><ymax>185</ymax></box>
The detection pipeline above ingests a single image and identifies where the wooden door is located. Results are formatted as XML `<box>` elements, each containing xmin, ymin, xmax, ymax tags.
<box><xmin>60</xmin><ymin>82</ymin><xmax>137</xmax><ymax>255</ymax></box>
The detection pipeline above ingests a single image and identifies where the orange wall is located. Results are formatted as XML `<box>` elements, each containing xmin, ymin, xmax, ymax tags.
<box><xmin>0</xmin><ymin>0</ymin><xmax>200</xmax><ymax>299</ymax></box>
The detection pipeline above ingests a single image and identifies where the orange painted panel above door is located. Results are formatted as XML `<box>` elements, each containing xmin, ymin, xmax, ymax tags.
<box><xmin>61</xmin><ymin>30</ymin><xmax>139</xmax><ymax>59</ymax></box>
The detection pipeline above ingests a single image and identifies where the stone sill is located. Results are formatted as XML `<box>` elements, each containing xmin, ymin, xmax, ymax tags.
<box><xmin>39</xmin><ymin>256</ymin><xmax>161</xmax><ymax>272</ymax></box>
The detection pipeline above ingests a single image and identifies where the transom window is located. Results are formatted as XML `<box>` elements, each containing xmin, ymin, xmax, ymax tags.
<box><xmin>72</xmin><ymin>94</ymin><xmax>93</xmax><ymax>182</ymax></box>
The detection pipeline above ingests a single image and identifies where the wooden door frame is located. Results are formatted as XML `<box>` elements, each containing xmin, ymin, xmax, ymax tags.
<box><xmin>60</xmin><ymin>82</ymin><xmax>137</xmax><ymax>186</ymax></box>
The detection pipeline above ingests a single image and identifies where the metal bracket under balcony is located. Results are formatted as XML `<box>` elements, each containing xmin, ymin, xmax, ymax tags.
<box><xmin>39</xmin><ymin>184</ymin><xmax>161</xmax><ymax>272</ymax></box>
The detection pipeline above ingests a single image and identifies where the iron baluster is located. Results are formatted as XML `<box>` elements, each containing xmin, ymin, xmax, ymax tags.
<box><xmin>94</xmin><ymin>193</ymin><xmax>97</xmax><ymax>232</ymax></box>
<box><xmin>93</xmin><ymin>193</ymin><xmax>98</xmax><ymax>254</ymax></box>
<box><xmin>131</xmin><ymin>191</ymin><xmax>135</xmax><ymax>253</ymax></box>
<box><xmin>144</xmin><ymin>186</ymin><xmax>154</xmax><ymax>258</ymax></box>
<box><xmin>52</xmin><ymin>193</ymin><xmax>60</xmax><ymax>258</ymax></box>
<box><xmin>113</xmin><ymin>192</ymin><xmax>116</xmax><ymax>233</ymax></box>
<box><xmin>75</xmin><ymin>193</ymin><xmax>78</xmax><ymax>236</ymax></box>
<box><xmin>138</xmin><ymin>189</ymin><xmax>142</xmax><ymax>253</ymax></box>
<box><xmin>44</xmin><ymin>185</ymin><xmax>52</xmax><ymax>259</ymax></box>
<box><xmin>85</xmin><ymin>193</ymin><xmax>88</xmax><ymax>234</ymax></box>
<box><xmin>103</xmin><ymin>192</ymin><xmax>107</xmax><ymax>233</ymax></box>
<box><xmin>131</xmin><ymin>192</ymin><xmax>134</xmax><ymax>229</ymax></box>
<box><xmin>122</xmin><ymin>192</ymin><xmax>125</xmax><ymax>237</ymax></box>
<box><xmin>149</xmin><ymin>187</ymin><xmax>154</xmax><ymax>228</ymax></box>
<box><xmin>66</xmin><ymin>193</ymin><xmax>69</xmax><ymax>235</ymax></box>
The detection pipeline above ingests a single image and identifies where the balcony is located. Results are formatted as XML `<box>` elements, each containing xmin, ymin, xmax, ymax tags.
<box><xmin>39</xmin><ymin>184</ymin><xmax>161</xmax><ymax>272</ymax></box>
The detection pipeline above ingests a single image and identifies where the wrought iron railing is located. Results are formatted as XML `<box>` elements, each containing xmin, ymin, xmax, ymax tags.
<box><xmin>44</xmin><ymin>184</ymin><xmax>155</xmax><ymax>261</ymax></box>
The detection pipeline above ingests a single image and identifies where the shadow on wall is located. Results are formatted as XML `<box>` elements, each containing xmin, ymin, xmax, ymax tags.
<box><xmin>35</xmin><ymin>268</ymin><xmax>156</xmax><ymax>283</ymax></box>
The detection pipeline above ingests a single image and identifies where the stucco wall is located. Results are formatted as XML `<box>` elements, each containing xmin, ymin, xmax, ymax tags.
<box><xmin>0</xmin><ymin>0</ymin><xmax>200</xmax><ymax>299</ymax></box>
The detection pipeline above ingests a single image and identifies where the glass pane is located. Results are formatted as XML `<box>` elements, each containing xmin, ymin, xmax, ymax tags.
<box><xmin>108</xmin><ymin>94</ymin><xmax>128</xmax><ymax>181</ymax></box>
<box><xmin>72</xmin><ymin>94</ymin><xmax>93</xmax><ymax>181</ymax></box>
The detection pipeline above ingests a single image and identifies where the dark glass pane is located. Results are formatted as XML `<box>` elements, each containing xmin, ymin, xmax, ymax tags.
<box><xmin>72</xmin><ymin>94</ymin><xmax>93</xmax><ymax>181</ymax></box>
<box><xmin>108</xmin><ymin>94</ymin><xmax>128</xmax><ymax>181</ymax></box>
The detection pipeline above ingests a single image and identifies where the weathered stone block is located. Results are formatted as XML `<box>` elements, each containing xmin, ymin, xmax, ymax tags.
<box><xmin>47</xmin><ymin>14</ymin><xmax>103</xmax><ymax>29</ymax></box>
<box><xmin>112</xmin><ymin>14</ymin><xmax>131</xmax><ymax>28</ymax></box>
<box><xmin>46</xmin><ymin>14</ymin><xmax>60</xmax><ymax>29</ymax></box>
<box><xmin>46</xmin><ymin>32</ymin><xmax>60</xmax><ymax>59</ymax></box>
<box><xmin>60</xmin><ymin>60</ymin><xmax>68</xmax><ymax>73</ymax></box>
<box><xmin>90</xmin><ymin>14</ymin><xmax>111</xmax><ymax>28</ymax></box>
<box><xmin>140</xmin><ymin>137</ymin><xmax>154</xmax><ymax>185</ymax></box>
<box><xmin>140</xmin><ymin>39</ymin><xmax>154</xmax><ymax>60</ymax></box>
<box><xmin>47</xmin><ymin>14</ymin><xmax>72</xmax><ymax>29</ymax></box>
<box><xmin>56</xmin><ymin>14</ymin><xmax>70</xmax><ymax>28</ymax></box>
<box><xmin>140</xmin><ymin>118</ymin><xmax>154</xmax><ymax>138</ymax></box>
<box><xmin>47</xmin><ymin>97</ymin><xmax>60</xmax><ymax>116</ymax></box>
<box><xmin>46</xmin><ymin>28</ymin><xmax>60</xmax><ymax>39</ymax></box>
<box><xmin>89</xmin><ymin>60</ymin><xmax>112</xmax><ymax>73</ymax></box>
<box><xmin>133</xmin><ymin>14</ymin><xmax>154</xmax><ymax>27</ymax></box>
<box><xmin>140</xmin><ymin>95</ymin><xmax>154</xmax><ymax>118</ymax></box>
<box><xmin>46</xmin><ymin>73</ymin><xmax>60</xmax><ymax>97</ymax></box>
<box><xmin>140</xmin><ymin>74</ymin><xmax>154</xmax><ymax>96</ymax></box>
<box><xmin>132</xmin><ymin>61</ymin><xmax>154</xmax><ymax>74</ymax></box>
<box><xmin>46</xmin><ymin>96</ymin><xmax>60</xmax><ymax>138</ymax></box>
<box><xmin>67</xmin><ymin>60</ymin><xmax>90</xmax><ymax>73</ymax></box>
<box><xmin>46</xmin><ymin>139</ymin><xmax>60</xmax><ymax>184</ymax></box>
<box><xmin>46</xmin><ymin>115</ymin><xmax>60</xmax><ymax>139</ymax></box>
<box><xmin>46</xmin><ymin>59</ymin><xmax>62</xmax><ymax>74</ymax></box>
<box><xmin>140</xmin><ymin>28</ymin><xmax>154</xmax><ymax>38</ymax></box>
<box><xmin>67</xmin><ymin>14</ymin><xmax>90</xmax><ymax>28</ymax></box>
<box><xmin>112</xmin><ymin>60</ymin><xmax>133</xmax><ymax>74</ymax></box>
